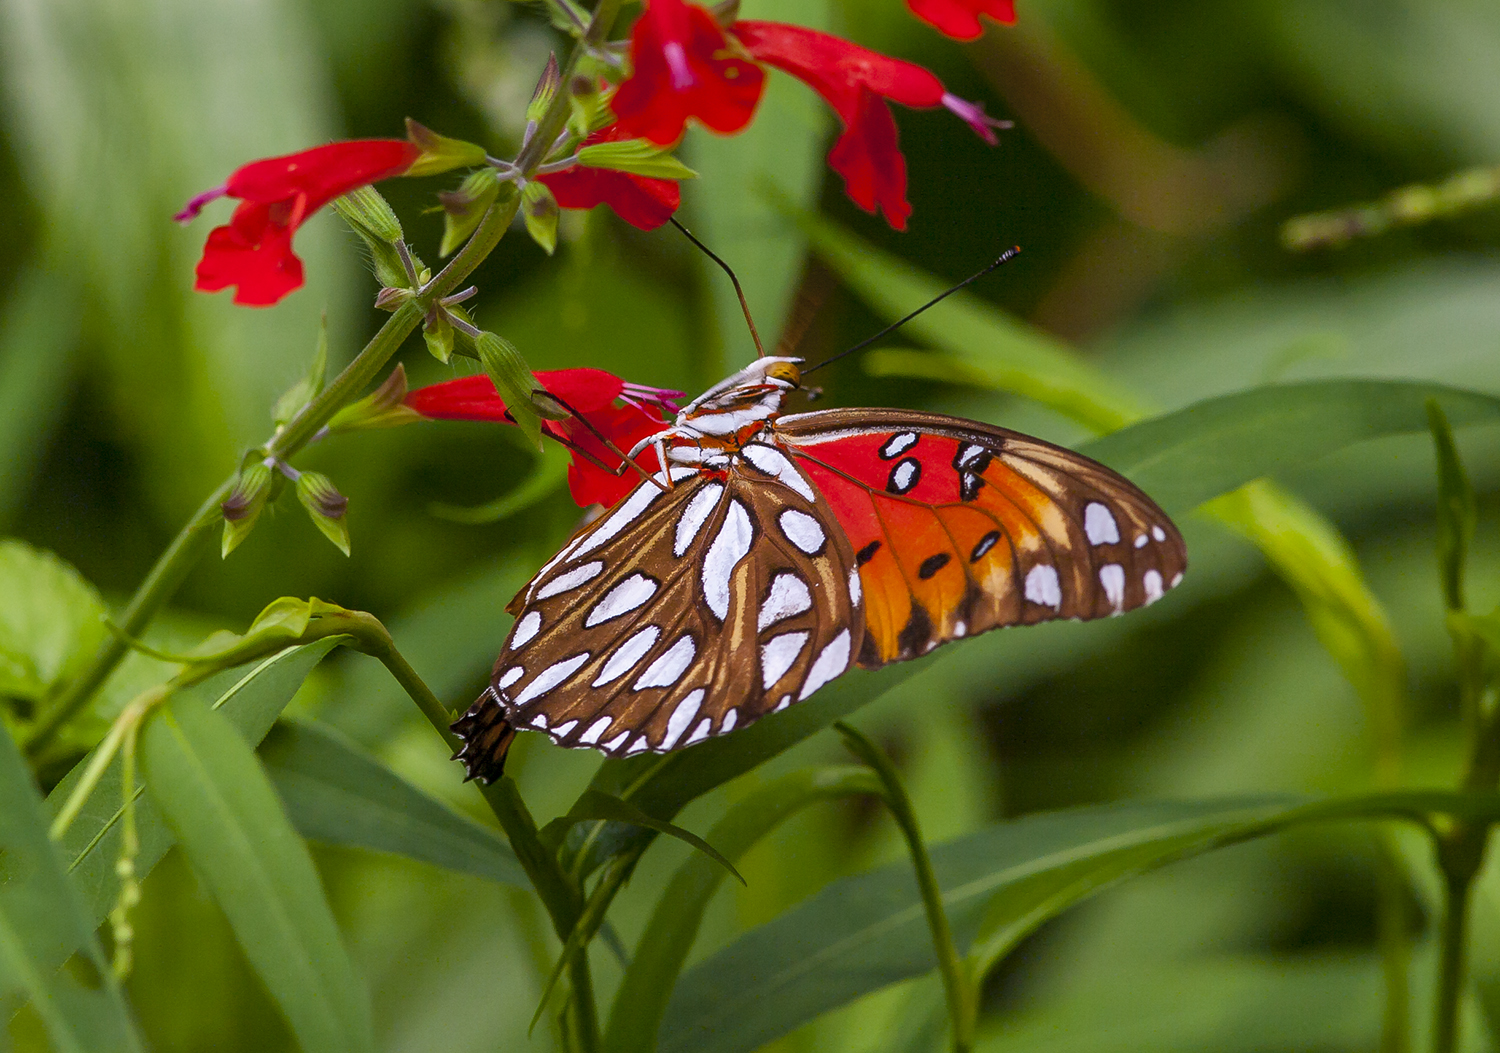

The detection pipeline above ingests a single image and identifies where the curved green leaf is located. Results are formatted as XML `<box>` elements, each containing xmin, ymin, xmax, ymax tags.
<box><xmin>555</xmin><ymin>789</ymin><xmax>743</xmax><ymax>884</ymax></box>
<box><xmin>260</xmin><ymin>718</ymin><xmax>526</xmax><ymax>886</ymax></box>
<box><xmin>0</xmin><ymin>726</ymin><xmax>142</xmax><ymax>1053</ymax></box>
<box><xmin>142</xmin><ymin>692</ymin><xmax>372</xmax><ymax>1053</ymax></box>
<box><xmin>1076</xmin><ymin>380</ymin><xmax>1500</xmax><ymax>516</ymax></box>
<box><xmin>0</xmin><ymin>539</ymin><xmax>108</xmax><ymax>711</ymax></box>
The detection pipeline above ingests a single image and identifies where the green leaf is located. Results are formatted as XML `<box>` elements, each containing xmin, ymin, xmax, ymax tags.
<box><xmin>141</xmin><ymin>692</ymin><xmax>373</xmax><ymax>1053</ymax></box>
<box><xmin>476</xmin><ymin>331</ymin><xmax>543</xmax><ymax>450</ymax></box>
<box><xmin>576</xmin><ymin>138</ymin><xmax>698</xmax><ymax>181</ymax></box>
<box><xmin>0</xmin><ymin>539</ymin><xmax>108</xmax><ymax>712</ymax></box>
<box><xmin>553</xmin><ymin>790</ymin><xmax>744</xmax><ymax>884</ymax></box>
<box><xmin>259</xmin><ymin>718</ymin><xmax>526</xmax><ymax>886</ymax></box>
<box><xmin>1427</xmin><ymin>397</ymin><xmax>1477</xmax><ymax>611</ymax></box>
<box><xmin>603</xmin><ymin>766</ymin><xmax>879</xmax><ymax>1053</ymax></box>
<box><xmin>658</xmin><ymin>793</ymin><xmax>1482</xmax><ymax>1053</ymax></box>
<box><xmin>1076</xmin><ymin>379</ymin><xmax>1500</xmax><ymax>516</ymax></box>
<box><xmin>46</xmin><ymin>640</ymin><xmax>343</xmax><ymax>964</ymax></box>
<box><xmin>0</xmin><ymin>725</ymin><xmax>143</xmax><ymax>1053</ymax></box>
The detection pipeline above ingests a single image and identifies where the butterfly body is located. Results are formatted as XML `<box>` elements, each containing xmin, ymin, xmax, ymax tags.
<box><xmin>452</xmin><ymin>359</ymin><xmax>1185</xmax><ymax>782</ymax></box>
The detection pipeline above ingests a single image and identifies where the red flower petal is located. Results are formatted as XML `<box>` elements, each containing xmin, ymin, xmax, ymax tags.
<box><xmin>404</xmin><ymin>369</ymin><xmax>627</xmax><ymax>422</ymax></box>
<box><xmin>539</xmin><ymin>125</ymin><xmax>683</xmax><ymax>231</ymax></box>
<box><xmin>193</xmin><ymin>201</ymin><xmax>305</xmax><ymax>307</ymax></box>
<box><xmin>613</xmin><ymin>0</ymin><xmax>766</xmax><ymax>146</ymax></box>
<box><xmin>225</xmin><ymin>140</ymin><xmax>419</xmax><ymax>214</ymax></box>
<box><xmin>905</xmin><ymin>0</ymin><xmax>1015</xmax><ymax>41</ymax></box>
<box><xmin>827</xmin><ymin>89</ymin><xmax>912</xmax><ymax>231</ymax></box>
<box><xmin>560</xmin><ymin>403</ymin><xmax>668</xmax><ymax>507</ymax></box>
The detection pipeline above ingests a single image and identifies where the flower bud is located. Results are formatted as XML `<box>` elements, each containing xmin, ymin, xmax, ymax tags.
<box><xmin>296</xmin><ymin>472</ymin><xmax>351</xmax><ymax>556</ymax></box>
<box><xmin>327</xmin><ymin>364</ymin><xmax>424</xmax><ymax>434</ymax></box>
<box><xmin>331</xmin><ymin>186</ymin><xmax>408</xmax><ymax>287</ymax></box>
<box><xmin>521</xmin><ymin>182</ymin><xmax>560</xmax><ymax>255</ymax></box>
<box><xmin>576</xmin><ymin>138</ymin><xmax>698</xmax><ymax>180</ymax></box>
<box><xmin>439</xmin><ymin>169</ymin><xmax>506</xmax><ymax>257</ymax></box>
<box><xmin>566</xmin><ymin>71</ymin><xmax>606</xmax><ymax>141</ymax></box>
<box><xmin>476</xmin><ymin>332</ymin><xmax>544</xmax><ymax>450</ymax></box>
<box><xmin>221</xmin><ymin>462</ymin><xmax>274</xmax><ymax>558</ymax></box>
<box><xmin>423</xmin><ymin>308</ymin><xmax>456</xmax><ymax>363</ymax></box>
<box><xmin>404</xmin><ymin>118</ymin><xmax>489</xmax><ymax>178</ymax></box>
<box><xmin>528</xmin><ymin>54</ymin><xmax>562</xmax><ymax>125</ymax></box>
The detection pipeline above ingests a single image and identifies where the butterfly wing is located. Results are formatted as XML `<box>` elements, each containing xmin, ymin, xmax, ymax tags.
<box><xmin>452</xmin><ymin>451</ymin><xmax>864</xmax><ymax>781</ymax></box>
<box><xmin>776</xmin><ymin>408</ymin><xmax>1186</xmax><ymax>668</ymax></box>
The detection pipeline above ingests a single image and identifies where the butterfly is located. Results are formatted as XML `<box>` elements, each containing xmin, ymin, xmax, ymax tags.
<box><xmin>452</xmin><ymin>356</ymin><xmax>1186</xmax><ymax>781</ymax></box>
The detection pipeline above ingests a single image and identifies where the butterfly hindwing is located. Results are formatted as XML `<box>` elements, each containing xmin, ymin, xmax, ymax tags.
<box><xmin>453</xmin><ymin>450</ymin><xmax>863</xmax><ymax>780</ymax></box>
<box><xmin>776</xmin><ymin>408</ymin><xmax>1187</xmax><ymax>668</ymax></box>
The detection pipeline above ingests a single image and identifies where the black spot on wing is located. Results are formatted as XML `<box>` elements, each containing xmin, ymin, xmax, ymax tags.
<box><xmin>856</xmin><ymin>540</ymin><xmax>882</xmax><ymax>565</ymax></box>
<box><xmin>917</xmin><ymin>553</ymin><xmax>951</xmax><ymax>580</ymax></box>
<box><xmin>970</xmin><ymin>530</ymin><xmax>1001</xmax><ymax>562</ymax></box>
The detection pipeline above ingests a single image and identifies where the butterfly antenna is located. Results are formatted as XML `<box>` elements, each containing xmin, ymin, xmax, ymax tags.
<box><xmin>670</xmin><ymin>217</ymin><xmax>765</xmax><ymax>358</ymax></box>
<box><xmin>802</xmin><ymin>246</ymin><xmax>1021</xmax><ymax>376</ymax></box>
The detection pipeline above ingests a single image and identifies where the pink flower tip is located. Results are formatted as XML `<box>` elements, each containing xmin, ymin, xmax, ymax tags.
<box><xmin>621</xmin><ymin>381</ymin><xmax>685</xmax><ymax>416</ymax></box>
<box><xmin>941</xmin><ymin>93</ymin><xmax>1012</xmax><ymax>146</ymax></box>
<box><xmin>174</xmin><ymin>184</ymin><xmax>228</xmax><ymax>224</ymax></box>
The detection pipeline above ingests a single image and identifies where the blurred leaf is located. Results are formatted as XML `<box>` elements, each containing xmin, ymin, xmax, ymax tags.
<box><xmin>0</xmin><ymin>539</ymin><xmax>108</xmax><ymax>712</ymax></box>
<box><xmin>1427</xmin><ymin>398</ymin><xmax>1477</xmax><ymax>612</ymax></box>
<box><xmin>46</xmin><ymin>640</ymin><xmax>343</xmax><ymax>958</ymax></box>
<box><xmin>658</xmin><ymin>793</ymin><xmax>1480</xmax><ymax>1053</ymax></box>
<box><xmin>141</xmin><ymin>692</ymin><xmax>373</xmax><ymax>1053</ymax></box>
<box><xmin>551</xmin><ymin>789</ymin><xmax>743</xmax><ymax>884</ymax></box>
<box><xmin>789</xmin><ymin>205</ymin><xmax>1142</xmax><ymax>432</ymax></box>
<box><xmin>260</xmin><ymin>717</ymin><xmax>526</xmax><ymax>886</ymax></box>
<box><xmin>0</xmin><ymin>266</ymin><xmax>78</xmax><ymax>527</ymax></box>
<box><xmin>1076</xmin><ymin>380</ymin><xmax>1500</xmax><ymax>516</ymax></box>
<box><xmin>0</xmin><ymin>724</ymin><xmax>143</xmax><ymax>1053</ymax></box>
<box><xmin>604</xmin><ymin>766</ymin><xmax>879</xmax><ymax>1053</ymax></box>
<box><xmin>683</xmin><ymin>0</ymin><xmax>833</xmax><ymax>379</ymax></box>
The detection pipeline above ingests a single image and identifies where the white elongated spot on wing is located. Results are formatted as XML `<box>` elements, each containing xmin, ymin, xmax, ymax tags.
<box><xmin>553</xmin><ymin>720</ymin><xmax>578</xmax><ymax>738</ymax></box>
<box><xmin>530</xmin><ymin>713</ymin><xmax>549</xmax><ymax>729</ymax></box>
<box><xmin>956</xmin><ymin>443</ymin><xmax>985</xmax><ymax>468</ymax></box>
<box><xmin>720</xmin><ymin>709</ymin><xmax>738</xmax><ymax>733</ymax></box>
<box><xmin>761</xmin><ymin>631</ymin><xmax>810</xmax><ymax>689</ymax></box>
<box><xmin>1084</xmin><ymin>502</ymin><xmax>1120</xmax><ymax>545</ymax></box>
<box><xmin>848</xmin><ymin>567</ymin><xmax>862</xmax><ymax>607</ymax></box>
<box><xmin>499</xmin><ymin>666</ymin><xmax>524</xmax><ymax>689</ymax></box>
<box><xmin>579</xmin><ymin>716</ymin><xmax>613</xmax><ymax>745</ymax></box>
<box><xmin>1152</xmin><ymin>525</ymin><xmax>1167</xmax><ymax>542</ymax></box>
<box><xmin>890</xmin><ymin>460</ymin><xmax>919</xmax><ymax>492</ymax></box>
<box><xmin>1143</xmin><ymin>569</ymin><xmax>1164</xmax><ymax>603</ymax></box>
<box><xmin>511</xmin><ymin>611</ymin><xmax>542</xmax><ymax>649</ymax></box>
<box><xmin>602</xmin><ymin>731</ymin><xmax>630</xmax><ymax>752</ymax></box>
<box><xmin>592</xmin><ymin>625</ymin><xmax>660</xmax><ymax>686</ymax></box>
<box><xmin>799</xmin><ymin>629</ymin><xmax>851</xmax><ymax>701</ymax></box>
<box><xmin>881</xmin><ymin>432</ymin><xmax>918</xmax><ymax>458</ymax></box>
<box><xmin>537</xmin><ymin>560</ymin><xmax>603</xmax><ymax>600</ymax></box>
<box><xmin>774</xmin><ymin>694</ymin><xmax>791</xmax><ymax>712</ymax></box>
<box><xmin>1171</xmin><ymin>572</ymin><xmax>1183</xmax><ymax>588</ymax></box>
<box><xmin>572</xmin><ymin>483</ymin><xmax>661</xmax><ymax>558</ymax></box>
<box><xmin>758</xmin><ymin>573</ymin><xmax>812</xmax><ymax>631</ymax></box>
<box><xmin>684</xmin><ymin>717</ymin><xmax>712</xmax><ymax>746</ymax></box>
<box><xmin>703</xmin><ymin>500</ymin><xmax>754</xmax><ymax>620</ymax></box>
<box><xmin>1024</xmin><ymin>564</ymin><xmax>1062</xmax><ymax>609</ymax></box>
<box><xmin>674</xmin><ymin>483</ymin><xmax>724</xmax><ymax>556</ymax></box>
<box><xmin>1100</xmin><ymin>563</ymin><xmax>1126</xmax><ymax>610</ymax></box>
<box><xmin>516</xmin><ymin>652</ymin><xmax>591</xmax><ymax>704</ymax></box>
<box><xmin>626</xmin><ymin>736</ymin><xmax>650</xmax><ymax>754</ymax></box>
<box><xmin>742</xmin><ymin>444</ymin><xmax>815</xmax><ymax>500</ymax></box>
<box><xmin>660</xmin><ymin>689</ymin><xmax>705</xmax><ymax>750</ymax></box>
<box><xmin>778</xmin><ymin>509</ymin><xmax>824</xmax><ymax>555</ymax></box>
<box><xmin>585</xmin><ymin>573</ymin><xmax>658</xmax><ymax>628</ymax></box>
<box><xmin>634</xmin><ymin>633</ymin><xmax>696</xmax><ymax>690</ymax></box>
<box><xmin>1134</xmin><ymin>534</ymin><xmax>1149</xmax><ymax>549</ymax></box>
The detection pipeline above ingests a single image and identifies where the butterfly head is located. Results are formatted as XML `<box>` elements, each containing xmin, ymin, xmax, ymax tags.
<box><xmin>678</xmin><ymin>356</ymin><xmax>804</xmax><ymax>423</ymax></box>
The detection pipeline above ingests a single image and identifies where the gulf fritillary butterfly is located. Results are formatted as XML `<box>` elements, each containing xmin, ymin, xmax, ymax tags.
<box><xmin>451</xmin><ymin>356</ymin><xmax>1186</xmax><ymax>781</ymax></box>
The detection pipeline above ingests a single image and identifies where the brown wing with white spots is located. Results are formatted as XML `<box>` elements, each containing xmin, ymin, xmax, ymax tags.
<box><xmin>452</xmin><ymin>447</ymin><xmax>864</xmax><ymax>781</ymax></box>
<box><xmin>776</xmin><ymin>409</ymin><xmax>1187</xmax><ymax>668</ymax></box>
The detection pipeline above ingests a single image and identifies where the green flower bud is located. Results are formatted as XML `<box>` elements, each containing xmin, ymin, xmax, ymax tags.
<box><xmin>404</xmin><ymin>118</ymin><xmax>489</xmax><ymax>178</ymax></box>
<box><xmin>440</xmin><ymin>169</ymin><xmax>506</xmax><ymax>257</ymax></box>
<box><xmin>332</xmin><ymin>187</ymin><xmax>408</xmax><ymax>287</ymax></box>
<box><xmin>423</xmin><ymin>308</ymin><xmax>456</xmax><ymax>363</ymax></box>
<box><xmin>528</xmin><ymin>54</ymin><xmax>562</xmax><ymax>124</ymax></box>
<box><xmin>296</xmin><ymin>472</ymin><xmax>351</xmax><ymax>556</ymax></box>
<box><xmin>476</xmin><ymin>332</ymin><xmax>543</xmax><ymax>450</ymax></box>
<box><xmin>522</xmin><ymin>181</ymin><xmax>560</xmax><ymax>255</ymax></box>
<box><xmin>221</xmin><ymin>462</ymin><xmax>274</xmax><ymax>558</ymax></box>
<box><xmin>327</xmin><ymin>364</ymin><xmax>423</xmax><ymax>434</ymax></box>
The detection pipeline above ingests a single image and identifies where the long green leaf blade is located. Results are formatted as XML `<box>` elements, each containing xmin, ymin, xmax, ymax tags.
<box><xmin>0</xmin><ymin>725</ymin><xmax>142</xmax><ymax>1053</ymax></box>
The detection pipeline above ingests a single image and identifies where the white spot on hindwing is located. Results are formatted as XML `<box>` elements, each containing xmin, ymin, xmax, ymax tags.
<box><xmin>1099</xmin><ymin>563</ymin><xmax>1126</xmax><ymax>610</ymax></box>
<box><xmin>685</xmin><ymin>718</ymin><xmax>712</xmax><ymax>746</ymax></box>
<box><xmin>720</xmin><ymin>709</ymin><xmax>737</xmax><ymax>734</ymax></box>
<box><xmin>572</xmin><ymin>483</ymin><xmax>661</xmax><ymax>558</ymax></box>
<box><xmin>800</xmin><ymin>629</ymin><xmax>851</xmax><ymax>701</ymax></box>
<box><xmin>585</xmin><ymin>573</ymin><xmax>658</xmax><ymax>627</ymax></box>
<box><xmin>1024</xmin><ymin>564</ymin><xmax>1062</xmax><ymax>609</ymax></box>
<box><xmin>499</xmin><ymin>666</ymin><xmax>524</xmax><ymax>689</ymax></box>
<box><xmin>511</xmin><ymin>611</ymin><xmax>542</xmax><ymax>648</ymax></box>
<box><xmin>634</xmin><ymin>634</ymin><xmax>696</xmax><ymax>689</ymax></box>
<box><xmin>553</xmin><ymin>720</ymin><xmax>578</xmax><ymax>737</ymax></box>
<box><xmin>602</xmin><ymin>731</ymin><xmax>630</xmax><ymax>752</ymax></box>
<box><xmin>742</xmin><ymin>444</ymin><xmax>815</xmax><ymax>500</ymax></box>
<box><xmin>1152</xmin><ymin>525</ymin><xmax>1167</xmax><ymax>542</ymax></box>
<box><xmin>1084</xmin><ymin>503</ymin><xmax>1120</xmax><ymax>545</ymax></box>
<box><xmin>1135</xmin><ymin>534</ymin><xmax>1149</xmax><ymax>549</ymax></box>
<box><xmin>759</xmin><ymin>573</ymin><xmax>812</xmax><ymax>630</ymax></box>
<box><xmin>674</xmin><ymin>483</ymin><xmax>723</xmax><ymax>556</ymax></box>
<box><xmin>515</xmin><ymin>651</ymin><xmax>590</xmax><ymax>704</ymax></box>
<box><xmin>703</xmin><ymin>500</ymin><xmax>754</xmax><ymax>620</ymax></box>
<box><xmin>537</xmin><ymin>560</ymin><xmax>604</xmax><ymax>600</ymax></box>
<box><xmin>1170</xmin><ymin>572</ymin><xmax>1183</xmax><ymax>588</ymax></box>
<box><xmin>761</xmin><ymin>631</ymin><xmax>810</xmax><ymax>689</ymax></box>
<box><xmin>530</xmin><ymin>713</ymin><xmax>549</xmax><ymax>729</ymax></box>
<box><xmin>579</xmin><ymin>716</ymin><xmax>613</xmax><ymax>745</ymax></box>
<box><xmin>592</xmin><ymin>626</ymin><xmax>661</xmax><ymax>686</ymax></box>
<box><xmin>626</xmin><ymin>736</ymin><xmax>650</xmax><ymax>754</ymax></box>
<box><xmin>774</xmin><ymin>694</ymin><xmax>791</xmax><ymax>712</ymax></box>
<box><xmin>848</xmin><ymin>567</ymin><xmax>862</xmax><ymax>607</ymax></box>
<box><xmin>1143</xmin><ymin>569</ymin><xmax>1164</xmax><ymax>604</ymax></box>
<box><xmin>660</xmin><ymin>689</ymin><xmax>705</xmax><ymax>750</ymax></box>
<box><xmin>778</xmin><ymin>509</ymin><xmax>825</xmax><ymax>554</ymax></box>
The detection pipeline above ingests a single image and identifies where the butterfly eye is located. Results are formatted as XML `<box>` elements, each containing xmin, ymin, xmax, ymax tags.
<box><xmin>766</xmin><ymin>361</ymin><xmax>801</xmax><ymax>387</ymax></box>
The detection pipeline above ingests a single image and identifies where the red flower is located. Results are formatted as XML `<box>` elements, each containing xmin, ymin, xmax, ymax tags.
<box><xmin>405</xmin><ymin>369</ymin><xmax>683</xmax><ymax>508</ymax></box>
<box><xmin>905</xmin><ymin>0</ymin><xmax>1015</xmax><ymax>41</ymax></box>
<box><xmin>538</xmin><ymin>125</ymin><xmax>683</xmax><ymax>231</ymax></box>
<box><xmin>176</xmin><ymin>139</ymin><xmax>419</xmax><ymax>306</ymax></box>
<box><xmin>612</xmin><ymin>0</ymin><xmax>765</xmax><ymax>145</ymax></box>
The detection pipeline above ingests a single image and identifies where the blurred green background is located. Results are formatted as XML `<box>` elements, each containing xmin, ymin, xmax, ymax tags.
<box><xmin>4</xmin><ymin>0</ymin><xmax>1500</xmax><ymax>1049</ymax></box>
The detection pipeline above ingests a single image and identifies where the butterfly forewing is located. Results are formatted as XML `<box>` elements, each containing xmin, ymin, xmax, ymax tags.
<box><xmin>775</xmin><ymin>408</ymin><xmax>1186</xmax><ymax>668</ymax></box>
<box><xmin>453</xmin><ymin>449</ymin><xmax>864</xmax><ymax>780</ymax></box>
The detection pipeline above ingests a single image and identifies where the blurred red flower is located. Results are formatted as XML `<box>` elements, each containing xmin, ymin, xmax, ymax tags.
<box><xmin>905</xmin><ymin>0</ymin><xmax>1015</xmax><ymax>41</ymax></box>
<box><xmin>405</xmin><ymin>369</ymin><xmax>683</xmax><ymax>508</ymax></box>
<box><xmin>538</xmin><ymin>125</ymin><xmax>684</xmax><ymax>231</ymax></box>
<box><xmin>177</xmin><ymin>139</ymin><xmax>419</xmax><ymax>306</ymax></box>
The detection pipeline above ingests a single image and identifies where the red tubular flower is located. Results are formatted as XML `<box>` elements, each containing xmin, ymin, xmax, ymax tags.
<box><xmin>176</xmin><ymin>139</ymin><xmax>419</xmax><ymax>306</ymax></box>
<box><xmin>405</xmin><ymin>369</ymin><xmax>683</xmax><ymax>508</ymax></box>
<box><xmin>905</xmin><ymin>0</ymin><xmax>1015</xmax><ymax>41</ymax></box>
<box><xmin>612</xmin><ymin>0</ymin><xmax>766</xmax><ymax>145</ymax></box>
<box><xmin>539</xmin><ymin>125</ymin><xmax>683</xmax><ymax>231</ymax></box>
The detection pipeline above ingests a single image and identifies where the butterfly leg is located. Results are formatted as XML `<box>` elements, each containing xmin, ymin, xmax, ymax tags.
<box><xmin>536</xmin><ymin>390</ymin><xmax>671</xmax><ymax>493</ymax></box>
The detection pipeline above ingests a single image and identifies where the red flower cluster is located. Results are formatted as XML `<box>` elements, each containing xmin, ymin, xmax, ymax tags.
<box><xmin>612</xmin><ymin>0</ymin><xmax>1009</xmax><ymax>229</ymax></box>
<box><xmin>405</xmin><ymin>369</ymin><xmax>682</xmax><ymax>508</ymax></box>
<box><xmin>537</xmin><ymin>125</ymin><xmax>682</xmax><ymax>232</ymax></box>
<box><xmin>176</xmin><ymin>140</ymin><xmax>418</xmax><ymax>306</ymax></box>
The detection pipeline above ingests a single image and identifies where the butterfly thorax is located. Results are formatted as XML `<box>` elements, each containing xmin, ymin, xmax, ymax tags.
<box><xmin>629</xmin><ymin>357</ymin><xmax>804</xmax><ymax>470</ymax></box>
